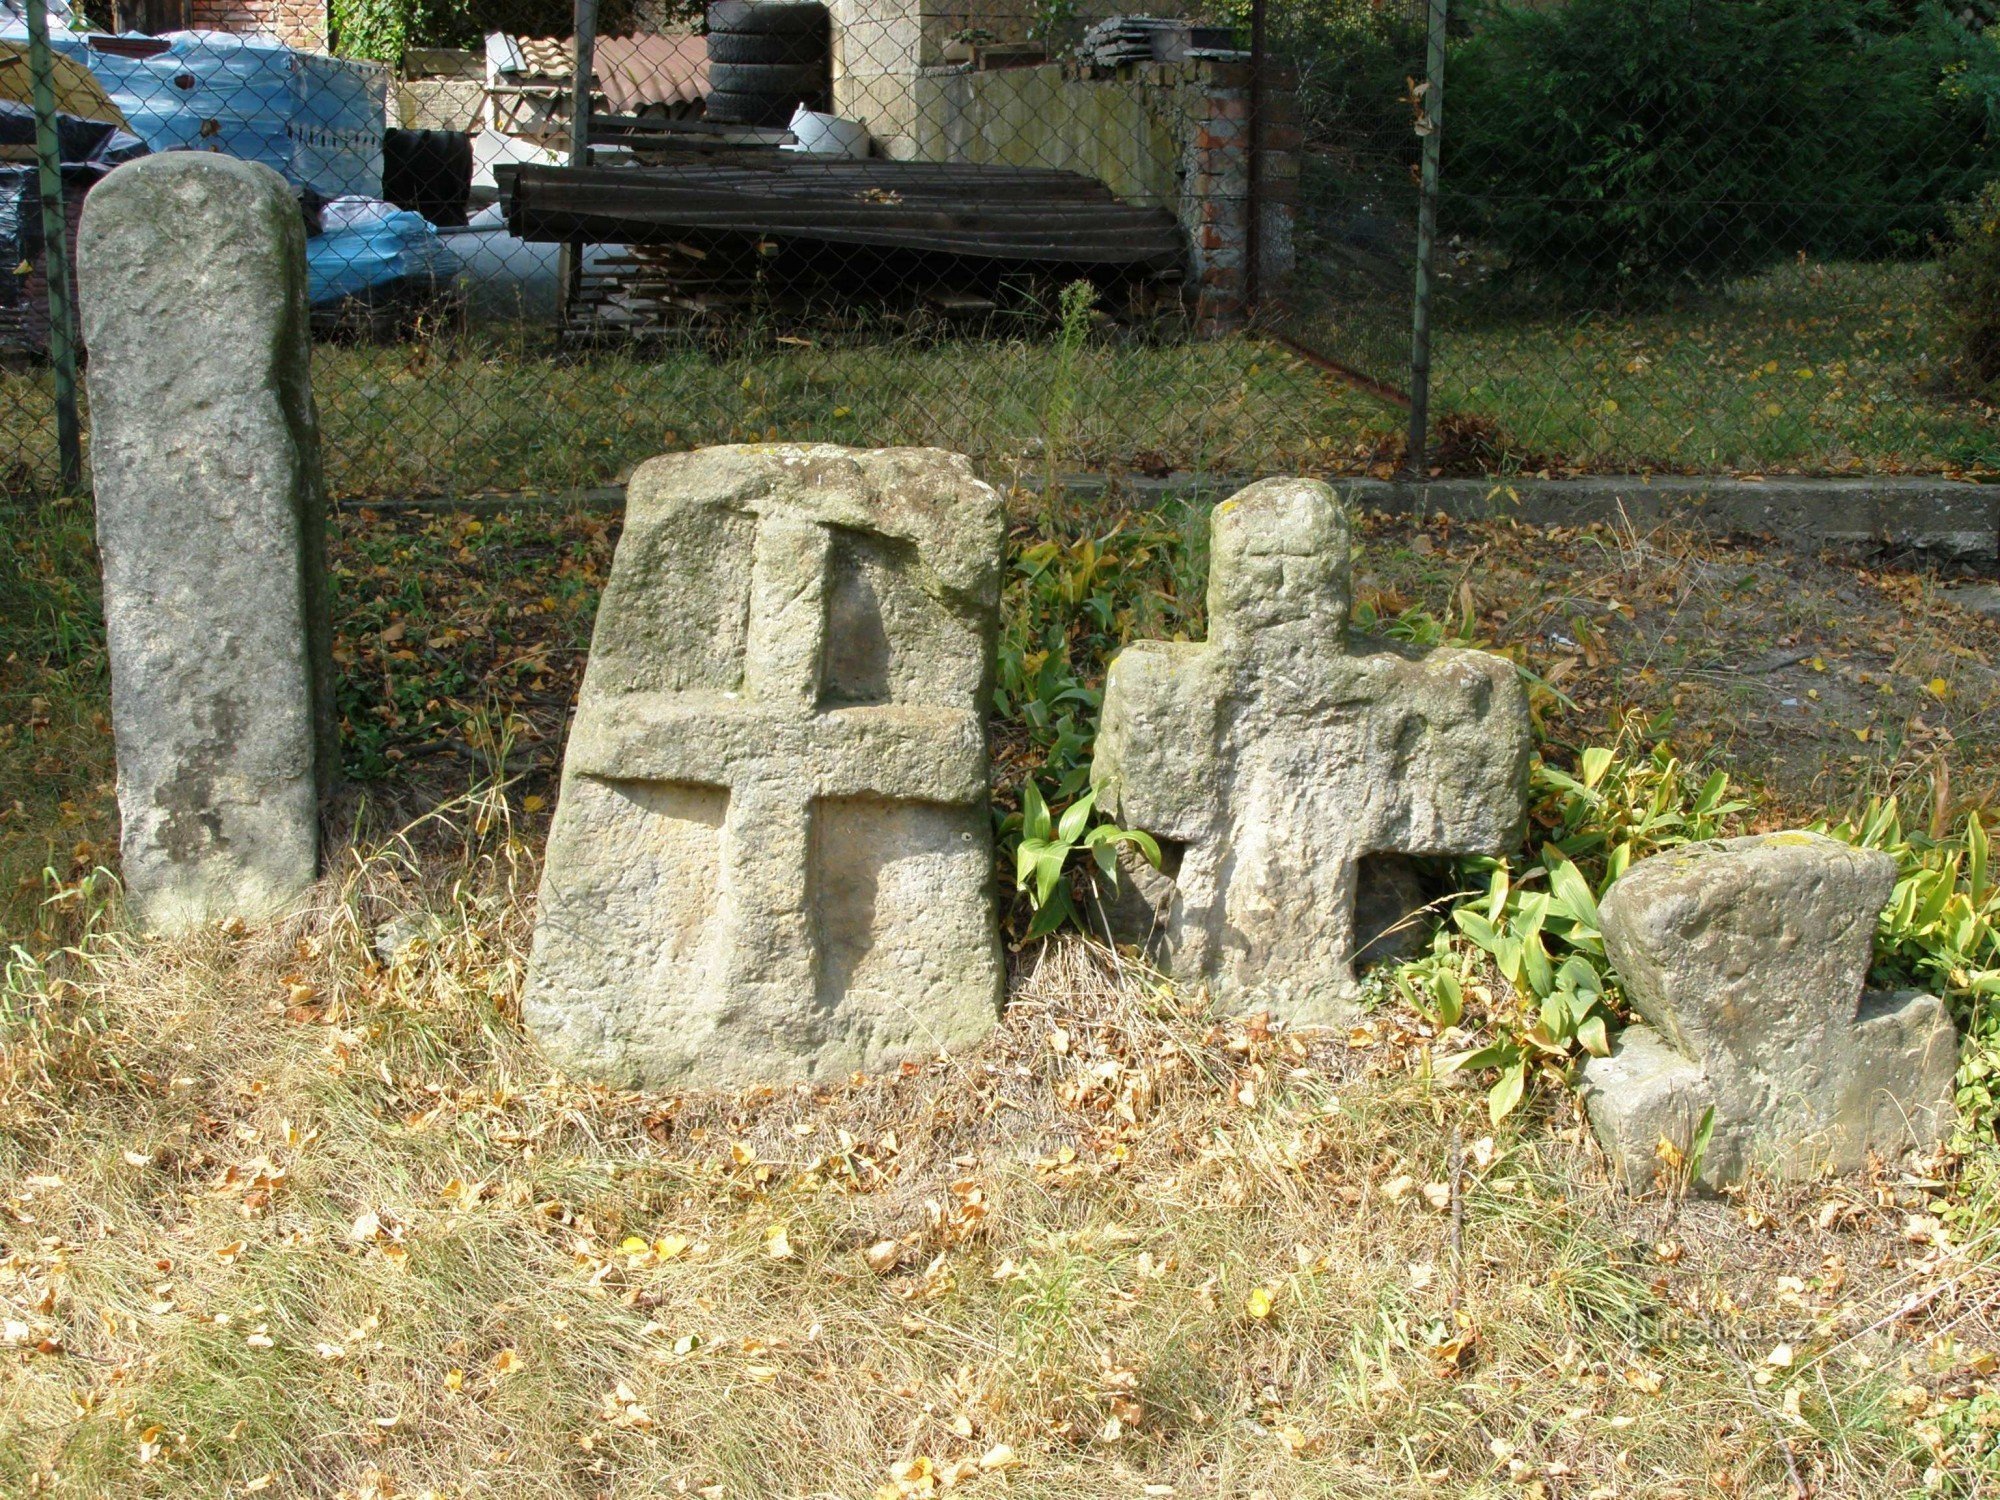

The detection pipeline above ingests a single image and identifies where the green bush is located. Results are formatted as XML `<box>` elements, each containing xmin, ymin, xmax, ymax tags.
<box><xmin>331</xmin><ymin>0</ymin><xmax>676</xmax><ymax>65</ymax></box>
<box><xmin>1944</xmin><ymin>179</ymin><xmax>2000</xmax><ymax>393</ymax></box>
<box><xmin>1213</xmin><ymin>0</ymin><xmax>1426</xmax><ymax>158</ymax></box>
<box><xmin>1444</xmin><ymin>0</ymin><xmax>2000</xmax><ymax>296</ymax></box>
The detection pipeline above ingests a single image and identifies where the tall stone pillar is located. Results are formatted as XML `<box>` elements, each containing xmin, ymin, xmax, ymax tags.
<box><xmin>79</xmin><ymin>152</ymin><xmax>336</xmax><ymax>935</ymax></box>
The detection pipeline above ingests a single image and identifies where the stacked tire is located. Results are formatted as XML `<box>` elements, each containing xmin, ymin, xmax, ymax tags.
<box><xmin>381</xmin><ymin>128</ymin><xmax>473</xmax><ymax>228</ymax></box>
<box><xmin>704</xmin><ymin>1</ymin><xmax>831</xmax><ymax>127</ymax></box>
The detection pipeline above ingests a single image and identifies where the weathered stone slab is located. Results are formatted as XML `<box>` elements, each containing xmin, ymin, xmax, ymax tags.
<box><xmin>1579</xmin><ymin>831</ymin><xmax>1959</xmax><ymax>1192</ymax></box>
<box><xmin>524</xmin><ymin>444</ymin><xmax>1006</xmax><ymax>1087</ymax></box>
<box><xmin>1090</xmin><ymin>478</ymin><xmax>1532</xmax><ymax>1021</ymax></box>
<box><xmin>79</xmin><ymin>153</ymin><xmax>335</xmax><ymax>935</ymax></box>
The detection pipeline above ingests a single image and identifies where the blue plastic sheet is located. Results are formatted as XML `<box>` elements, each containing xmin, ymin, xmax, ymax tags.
<box><xmin>0</xmin><ymin>26</ymin><xmax>385</xmax><ymax>198</ymax></box>
<box><xmin>308</xmin><ymin>197</ymin><xmax>458</xmax><ymax>308</ymax></box>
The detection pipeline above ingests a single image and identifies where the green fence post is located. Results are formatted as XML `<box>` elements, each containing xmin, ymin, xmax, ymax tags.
<box><xmin>1405</xmin><ymin>0</ymin><xmax>1447</xmax><ymax>479</ymax></box>
<box><xmin>25</xmin><ymin>0</ymin><xmax>83</xmax><ymax>493</ymax></box>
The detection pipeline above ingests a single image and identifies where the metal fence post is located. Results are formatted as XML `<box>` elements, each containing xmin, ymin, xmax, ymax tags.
<box><xmin>1405</xmin><ymin>0</ymin><xmax>1447</xmax><ymax>479</ymax></box>
<box><xmin>25</xmin><ymin>0</ymin><xmax>82</xmax><ymax>492</ymax></box>
<box><xmin>1245</xmin><ymin>0</ymin><xmax>1266</xmax><ymax>316</ymax></box>
<box><xmin>557</xmin><ymin>0</ymin><xmax>598</xmax><ymax>332</ymax></box>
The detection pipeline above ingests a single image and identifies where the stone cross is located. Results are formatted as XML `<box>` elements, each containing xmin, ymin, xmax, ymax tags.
<box><xmin>524</xmin><ymin>445</ymin><xmax>1005</xmax><ymax>1088</ymax></box>
<box><xmin>1091</xmin><ymin>478</ymin><xmax>1531</xmax><ymax>1021</ymax></box>
<box><xmin>1580</xmin><ymin>832</ymin><xmax>1959</xmax><ymax>1192</ymax></box>
<box><xmin>79</xmin><ymin>153</ymin><xmax>336</xmax><ymax>935</ymax></box>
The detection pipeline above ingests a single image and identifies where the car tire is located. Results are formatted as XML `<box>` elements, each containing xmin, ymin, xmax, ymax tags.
<box><xmin>703</xmin><ymin>88</ymin><xmax>808</xmax><ymax>126</ymax></box>
<box><xmin>705</xmin><ymin>1</ymin><xmax>827</xmax><ymax>37</ymax></box>
<box><xmin>707</xmin><ymin>60</ymin><xmax>827</xmax><ymax>96</ymax></box>
<box><xmin>704</xmin><ymin>29</ymin><xmax>825</xmax><ymax>64</ymax></box>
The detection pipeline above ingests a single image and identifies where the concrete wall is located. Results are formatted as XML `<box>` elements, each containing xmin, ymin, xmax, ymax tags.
<box><xmin>396</xmin><ymin>78</ymin><xmax>485</xmax><ymax>131</ymax></box>
<box><xmin>833</xmin><ymin>56</ymin><xmax>1298</xmax><ymax>329</ymax></box>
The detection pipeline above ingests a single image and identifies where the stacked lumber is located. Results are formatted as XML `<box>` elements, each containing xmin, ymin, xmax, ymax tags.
<box><xmin>500</xmin><ymin>156</ymin><xmax>1183</xmax><ymax>268</ymax></box>
<box><xmin>1077</xmin><ymin>15</ymin><xmax>1246</xmax><ymax>67</ymax></box>
<box><xmin>1078</xmin><ymin>16</ymin><xmax>1184</xmax><ymax>67</ymax></box>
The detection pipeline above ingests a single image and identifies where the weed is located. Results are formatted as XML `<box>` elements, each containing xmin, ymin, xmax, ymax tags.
<box><xmin>1009</xmin><ymin>782</ymin><xmax>1158</xmax><ymax>941</ymax></box>
<box><xmin>1426</xmin><ymin>719</ymin><xmax>1753</xmax><ymax>1122</ymax></box>
<box><xmin>1819</xmin><ymin>798</ymin><xmax>2000</xmax><ymax>1135</ymax></box>
<box><xmin>1040</xmin><ymin>280</ymin><xmax>1098</xmax><ymax>505</ymax></box>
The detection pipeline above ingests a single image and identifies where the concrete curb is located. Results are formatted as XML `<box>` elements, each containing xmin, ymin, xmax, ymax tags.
<box><xmin>338</xmin><ymin>472</ymin><xmax>2000</xmax><ymax>564</ymax></box>
<box><xmin>1053</xmin><ymin>473</ymin><xmax>2000</xmax><ymax>564</ymax></box>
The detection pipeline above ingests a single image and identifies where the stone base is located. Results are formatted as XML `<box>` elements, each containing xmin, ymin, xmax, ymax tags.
<box><xmin>1581</xmin><ymin>990</ymin><xmax>1958</xmax><ymax>1193</ymax></box>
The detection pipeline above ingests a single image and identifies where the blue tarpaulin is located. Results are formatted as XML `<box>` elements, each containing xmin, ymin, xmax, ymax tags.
<box><xmin>1</xmin><ymin>25</ymin><xmax>385</xmax><ymax>199</ymax></box>
<box><xmin>308</xmin><ymin>196</ymin><xmax>457</xmax><ymax>307</ymax></box>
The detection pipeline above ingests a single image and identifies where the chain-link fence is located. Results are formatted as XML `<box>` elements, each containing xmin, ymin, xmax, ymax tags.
<box><xmin>0</xmin><ymin>0</ymin><xmax>1365</xmax><ymax>502</ymax></box>
<box><xmin>1269</xmin><ymin>0</ymin><xmax>2000</xmax><ymax>477</ymax></box>
<box><xmin>1</xmin><ymin>0</ymin><xmax>1998</xmax><ymax>503</ymax></box>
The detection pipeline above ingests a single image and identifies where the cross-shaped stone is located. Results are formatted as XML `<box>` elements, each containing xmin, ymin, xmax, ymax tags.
<box><xmin>1580</xmin><ymin>832</ymin><xmax>1959</xmax><ymax>1192</ymax></box>
<box><xmin>1091</xmin><ymin>478</ymin><xmax>1531</xmax><ymax>1021</ymax></box>
<box><xmin>524</xmin><ymin>445</ymin><xmax>1005</xmax><ymax>1088</ymax></box>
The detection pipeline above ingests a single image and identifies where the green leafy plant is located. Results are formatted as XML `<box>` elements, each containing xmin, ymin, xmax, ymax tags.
<box><xmin>1041</xmin><ymin>279</ymin><xmax>1098</xmax><ymax>500</ymax></box>
<box><xmin>332</xmin><ymin>0</ymin><xmax>670</xmax><ymax>64</ymax></box>
<box><xmin>1210</xmin><ymin>0</ymin><xmax>1424</xmax><ymax>158</ymax></box>
<box><xmin>1029</xmin><ymin>0</ymin><xmax>1081</xmax><ymax>52</ymax></box>
<box><xmin>1012</xmin><ymin>783</ymin><xmax>1160</xmax><ymax>941</ymax></box>
<box><xmin>994</xmin><ymin>515</ymin><xmax>1205</xmax><ymax>804</ymax></box>
<box><xmin>1442</xmin><ymin>852</ymin><xmax>1617</xmax><ymax>1124</ymax></box>
<box><xmin>1435</xmin><ymin>722</ymin><xmax>1751</xmax><ymax>1123</ymax></box>
<box><xmin>990</xmin><ymin>510</ymin><xmax>1204</xmax><ymax>942</ymax></box>
<box><xmin>1820</xmin><ymin>798</ymin><xmax>2000</xmax><ymax>1126</ymax></box>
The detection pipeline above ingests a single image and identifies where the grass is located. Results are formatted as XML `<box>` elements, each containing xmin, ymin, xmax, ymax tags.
<box><xmin>6</xmin><ymin>489</ymin><xmax>2000</xmax><ymax>1496</ymax></box>
<box><xmin>0</xmin><ymin>854</ymin><xmax>1973</xmax><ymax>1498</ymax></box>
<box><xmin>4</xmin><ymin>253</ymin><xmax>1999</xmax><ymax>505</ymax></box>
<box><xmin>0</xmin><ymin>326</ymin><xmax>1392</xmax><ymax>504</ymax></box>
<box><xmin>1429</xmin><ymin>259</ymin><xmax>2000</xmax><ymax>473</ymax></box>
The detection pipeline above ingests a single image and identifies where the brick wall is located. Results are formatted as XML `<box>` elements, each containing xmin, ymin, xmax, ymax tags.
<box><xmin>191</xmin><ymin>0</ymin><xmax>329</xmax><ymax>54</ymax></box>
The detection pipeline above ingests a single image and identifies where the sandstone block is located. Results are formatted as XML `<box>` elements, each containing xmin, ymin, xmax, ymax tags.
<box><xmin>1580</xmin><ymin>832</ymin><xmax>1959</xmax><ymax>1191</ymax></box>
<box><xmin>1091</xmin><ymin>478</ymin><xmax>1532</xmax><ymax>1020</ymax></box>
<box><xmin>524</xmin><ymin>445</ymin><xmax>1006</xmax><ymax>1088</ymax></box>
<box><xmin>80</xmin><ymin>153</ymin><xmax>335</xmax><ymax>935</ymax></box>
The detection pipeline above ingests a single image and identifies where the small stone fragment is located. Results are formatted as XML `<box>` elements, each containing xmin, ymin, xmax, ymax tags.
<box><xmin>1091</xmin><ymin>478</ymin><xmax>1531</xmax><ymax>1020</ymax></box>
<box><xmin>1580</xmin><ymin>831</ymin><xmax>1959</xmax><ymax>1192</ymax></box>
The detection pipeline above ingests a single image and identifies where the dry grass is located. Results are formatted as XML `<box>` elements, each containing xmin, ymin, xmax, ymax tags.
<box><xmin>4</xmin><ymin>788</ymin><xmax>1994</xmax><ymax>1499</ymax></box>
<box><xmin>7</xmin><ymin>493</ymin><xmax>2000</xmax><ymax>1497</ymax></box>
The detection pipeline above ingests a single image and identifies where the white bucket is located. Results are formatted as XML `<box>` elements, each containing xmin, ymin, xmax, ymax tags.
<box><xmin>783</xmin><ymin>105</ymin><xmax>871</xmax><ymax>158</ymax></box>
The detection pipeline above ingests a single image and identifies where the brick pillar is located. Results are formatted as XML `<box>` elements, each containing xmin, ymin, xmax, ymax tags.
<box><xmin>1183</xmin><ymin>58</ymin><xmax>1297</xmax><ymax>335</ymax></box>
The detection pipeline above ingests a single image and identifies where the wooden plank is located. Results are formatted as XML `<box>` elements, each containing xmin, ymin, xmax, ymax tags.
<box><xmin>500</xmin><ymin>152</ymin><xmax>1186</xmax><ymax>275</ymax></box>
